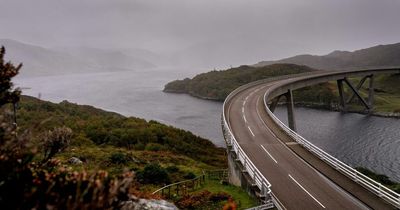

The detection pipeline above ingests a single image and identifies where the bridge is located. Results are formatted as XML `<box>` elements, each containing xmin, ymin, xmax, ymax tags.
<box><xmin>222</xmin><ymin>68</ymin><xmax>400</xmax><ymax>209</ymax></box>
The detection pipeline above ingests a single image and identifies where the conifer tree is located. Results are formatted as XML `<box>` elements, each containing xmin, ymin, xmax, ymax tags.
<box><xmin>0</xmin><ymin>46</ymin><xmax>21</xmax><ymax>107</ymax></box>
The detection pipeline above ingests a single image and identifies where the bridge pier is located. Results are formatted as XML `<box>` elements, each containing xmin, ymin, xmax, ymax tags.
<box><xmin>285</xmin><ymin>89</ymin><xmax>296</xmax><ymax>132</ymax></box>
<box><xmin>368</xmin><ymin>75</ymin><xmax>374</xmax><ymax>109</ymax></box>
<box><xmin>337</xmin><ymin>79</ymin><xmax>347</xmax><ymax>112</ymax></box>
<box><xmin>336</xmin><ymin>75</ymin><xmax>374</xmax><ymax>112</ymax></box>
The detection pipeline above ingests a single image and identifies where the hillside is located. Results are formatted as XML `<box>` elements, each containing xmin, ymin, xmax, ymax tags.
<box><xmin>15</xmin><ymin>95</ymin><xmax>226</xmax><ymax>174</ymax></box>
<box><xmin>255</xmin><ymin>42</ymin><xmax>400</xmax><ymax>70</ymax></box>
<box><xmin>0</xmin><ymin>39</ymin><xmax>156</xmax><ymax>77</ymax></box>
<box><xmin>164</xmin><ymin>64</ymin><xmax>318</xmax><ymax>101</ymax></box>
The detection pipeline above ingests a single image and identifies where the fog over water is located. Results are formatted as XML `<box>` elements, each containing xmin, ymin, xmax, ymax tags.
<box><xmin>2</xmin><ymin>0</ymin><xmax>400</xmax><ymax>69</ymax></box>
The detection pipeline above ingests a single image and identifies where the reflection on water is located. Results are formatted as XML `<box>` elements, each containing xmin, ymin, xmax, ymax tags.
<box><xmin>15</xmin><ymin>70</ymin><xmax>400</xmax><ymax>181</ymax></box>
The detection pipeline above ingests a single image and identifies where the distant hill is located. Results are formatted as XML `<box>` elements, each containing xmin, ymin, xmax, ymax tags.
<box><xmin>164</xmin><ymin>64</ymin><xmax>317</xmax><ymax>101</ymax></box>
<box><xmin>254</xmin><ymin>42</ymin><xmax>400</xmax><ymax>70</ymax></box>
<box><xmin>0</xmin><ymin>39</ymin><xmax>156</xmax><ymax>77</ymax></box>
<box><xmin>60</xmin><ymin>47</ymin><xmax>157</xmax><ymax>71</ymax></box>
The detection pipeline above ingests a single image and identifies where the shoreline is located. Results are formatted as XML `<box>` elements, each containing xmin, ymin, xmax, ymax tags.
<box><xmin>164</xmin><ymin>89</ymin><xmax>400</xmax><ymax>119</ymax></box>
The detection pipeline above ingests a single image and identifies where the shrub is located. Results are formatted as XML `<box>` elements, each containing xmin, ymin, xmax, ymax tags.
<box><xmin>109</xmin><ymin>152</ymin><xmax>129</xmax><ymax>165</ymax></box>
<box><xmin>145</xmin><ymin>143</ymin><xmax>164</xmax><ymax>151</ymax></box>
<box><xmin>42</xmin><ymin>126</ymin><xmax>73</xmax><ymax>162</ymax></box>
<box><xmin>136</xmin><ymin>163</ymin><xmax>170</xmax><ymax>184</ymax></box>
<box><xmin>166</xmin><ymin>165</ymin><xmax>179</xmax><ymax>173</ymax></box>
<box><xmin>183</xmin><ymin>172</ymin><xmax>196</xmax><ymax>179</ymax></box>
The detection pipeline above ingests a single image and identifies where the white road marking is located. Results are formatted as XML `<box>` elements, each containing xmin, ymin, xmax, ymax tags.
<box><xmin>242</xmin><ymin>107</ymin><xmax>245</xmax><ymax>113</ymax></box>
<box><xmin>247</xmin><ymin>126</ymin><xmax>255</xmax><ymax>137</ymax></box>
<box><xmin>288</xmin><ymin>174</ymin><xmax>326</xmax><ymax>209</ymax></box>
<box><xmin>243</xmin><ymin>114</ymin><xmax>247</xmax><ymax>123</ymax></box>
<box><xmin>260</xmin><ymin>145</ymin><xmax>278</xmax><ymax>164</ymax></box>
<box><xmin>243</xmin><ymin>100</ymin><xmax>246</xmax><ymax>106</ymax></box>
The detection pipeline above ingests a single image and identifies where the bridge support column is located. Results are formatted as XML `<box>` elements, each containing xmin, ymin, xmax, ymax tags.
<box><xmin>337</xmin><ymin>76</ymin><xmax>374</xmax><ymax>112</ymax></box>
<box><xmin>343</xmin><ymin>78</ymin><xmax>371</xmax><ymax>111</ymax></box>
<box><xmin>345</xmin><ymin>75</ymin><xmax>375</xmax><ymax>111</ymax></box>
<box><xmin>337</xmin><ymin>79</ymin><xmax>346</xmax><ymax>112</ymax></box>
<box><xmin>368</xmin><ymin>75</ymin><xmax>374</xmax><ymax>110</ymax></box>
<box><xmin>285</xmin><ymin>89</ymin><xmax>296</xmax><ymax>132</ymax></box>
<box><xmin>346</xmin><ymin>76</ymin><xmax>368</xmax><ymax>104</ymax></box>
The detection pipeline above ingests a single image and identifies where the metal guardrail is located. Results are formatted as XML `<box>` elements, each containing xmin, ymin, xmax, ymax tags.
<box><xmin>245</xmin><ymin>201</ymin><xmax>275</xmax><ymax>210</ymax></box>
<box><xmin>152</xmin><ymin>171</ymin><xmax>206</xmax><ymax>198</ymax></box>
<box><xmin>263</xmin><ymin>71</ymin><xmax>400</xmax><ymax>208</ymax></box>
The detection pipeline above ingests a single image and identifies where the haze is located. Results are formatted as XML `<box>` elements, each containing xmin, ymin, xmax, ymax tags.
<box><xmin>1</xmin><ymin>0</ymin><xmax>400</xmax><ymax>69</ymax></box>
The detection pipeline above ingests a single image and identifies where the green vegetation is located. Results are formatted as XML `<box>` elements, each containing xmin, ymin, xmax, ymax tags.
<box><xmin>356</xmin><ymin>167</ymin><xmax>400</xmax><ymax>193</ymax></box>
<box><xmin>168</xmin><ymin>179</ymin><xmax>257</xmax><ymax>210</ymax></box>
<box><xmin>17</xmin><ymin>95</ymin><xmax>226</xmax><ymax>168</ymax></box>
<box><xmin>164</xmin><ymin>63</ymin><xmax>317</xmax><ymax>101</ymax></box>
<box><xmin>195</xmin><ymin>180</ymin><xmax>258</xmax><ymax>209</ymax></box>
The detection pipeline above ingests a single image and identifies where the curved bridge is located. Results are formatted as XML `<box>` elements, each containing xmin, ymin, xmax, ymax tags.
<box><xmin>222</xmin><ymin>68</ymin><xmax>400</xmax><ymax>209</ymax></box>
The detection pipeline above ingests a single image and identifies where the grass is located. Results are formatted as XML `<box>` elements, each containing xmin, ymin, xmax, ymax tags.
<box><xmin>195</xmin><ymin>180</ymin><xmax>259</xmax><ymax>209</ymax></box>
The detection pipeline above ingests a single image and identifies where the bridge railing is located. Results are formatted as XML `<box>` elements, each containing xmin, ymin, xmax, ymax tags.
<box><xmin>263</xmin><ymin>84</ymin><xmax>400</xmax><ymax>208</ymax></box>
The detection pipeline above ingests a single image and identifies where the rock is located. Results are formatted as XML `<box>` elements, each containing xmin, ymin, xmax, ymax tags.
<box><xmin>120</xmin><ymin>198</ymin><xmax>178</xmax><ymax>210</ymax></box>
<box><xmin>68</xmin><ymin>157</ymin><xmax>83</xmax><ymax>165</ymax></box>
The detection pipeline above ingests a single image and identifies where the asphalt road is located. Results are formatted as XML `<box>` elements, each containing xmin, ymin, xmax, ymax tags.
<box><xmin>226</xmin><ymin>82</ymin><xmax>372</xmax><ymax>210</ymax></box>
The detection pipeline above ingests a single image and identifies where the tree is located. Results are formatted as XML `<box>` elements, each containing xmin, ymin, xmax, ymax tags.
<box><xmin>0</xmin><ymin>46</ymin><xmax>21</xmax><ymax>107</ymax></box>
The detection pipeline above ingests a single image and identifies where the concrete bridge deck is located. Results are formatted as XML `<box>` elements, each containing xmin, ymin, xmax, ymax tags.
<box><xmin>223</xmin><ymin>68</ymin><xmax>400</xmax><ymax>209</ymax></box>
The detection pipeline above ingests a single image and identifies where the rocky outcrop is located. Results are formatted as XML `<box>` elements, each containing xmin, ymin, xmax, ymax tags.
<box><xmin>120</xmin><ymin>196</ymin><xmax>178</xmax><ymax>210</ymax></box>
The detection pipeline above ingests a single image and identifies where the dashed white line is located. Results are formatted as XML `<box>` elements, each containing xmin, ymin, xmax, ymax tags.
<box><xmin>247</xmin><ymin>126</ymin><xmax>255</xmax><ymax>137</ymax></box>
<box><xmin>288</xmin><ymin>174</ymin><xmax>326</xmax><ymax>209</ymax></box>
<box><xmin>243</xmin><ymin>114</ymin><xmax>247</xmax><ymax>123</ymax></box>
<box><xmin>242</xmin><ymin>107</ymin><xmax>245</xmax><ymax>113</ymax></box>
<box><xmin>260</xmin><ymin>145</ymin><xmax>278</xmax><ymax>164</ymax></box>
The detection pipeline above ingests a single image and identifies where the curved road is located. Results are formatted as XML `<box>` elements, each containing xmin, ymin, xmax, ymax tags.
<box><xmin>227</xmin><ymin>81</ymin><xmax>373</xmax><ymax>209</ymax></box>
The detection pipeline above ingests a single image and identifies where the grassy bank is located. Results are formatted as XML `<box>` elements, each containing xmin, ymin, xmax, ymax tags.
<box><xmin>164</xmin><ymin>64</ymin><xmax>317</xmax><ymax>101</ymax></box>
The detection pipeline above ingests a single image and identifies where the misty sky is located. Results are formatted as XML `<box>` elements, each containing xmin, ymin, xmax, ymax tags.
<box><xmin>1</xmin><ymin>0</ymin><xmax>400</xmax><ymax>67</ymax></box>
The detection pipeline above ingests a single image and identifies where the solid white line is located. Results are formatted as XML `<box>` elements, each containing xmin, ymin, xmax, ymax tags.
<box><xmin>288</xmin><ymin>174</ymin><xmax>326</xmax><ymax>209</ymax></box>
<box><xmin>260</xmin><ymin>145</ymin><xmax>278</xmax><ymax>164</ymax></box>
<box><xmin>247</xmin><ymin>126</ymin><xmax>255</xmax><ymax>137</ymax></box>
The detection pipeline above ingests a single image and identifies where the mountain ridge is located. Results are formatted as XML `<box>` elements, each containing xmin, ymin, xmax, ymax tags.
<box><xmin>254</xmin><ymin>42</ymin><xmax>400</xmax><ymax>70</ymax></box>
<box><xmin>0</xmin><ymin>39</ymin><xmax>157</xmax><ymax>77</ymax></box>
